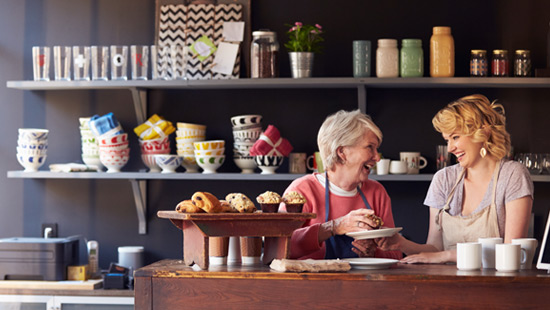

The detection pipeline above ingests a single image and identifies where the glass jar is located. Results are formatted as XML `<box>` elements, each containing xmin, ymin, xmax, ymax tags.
<box><xmin>376</xmin><ymin>39</ymin><xmax>399</xmax><ymax>78</ymax></box>
<box><xmin>470</xmin><ymin>50</ymin><xmax>488</xmax><ymax>77</ymax></box>
<box><xmin>514</xmin><ymin>50</ymin><xmax>531</xmax><ymax>77</ymax></box>
<box><xmin>492</xmin><ymin>50</ymin><xmax>509</xmax><ymax>77</ymax></box>
<box><xmin>400</xmin><ymin>39</ymin><xmax>423</xmax><ymax>77</ymax></box>
<box><xmin>430</xmin><ymin>26</ymin><xmax>454</xmax><ymax>77</ymax></box>
<box><xmin>251</xmin><ymin>30</ymin><xmax>279</xmax><ymax>78</ymax></box>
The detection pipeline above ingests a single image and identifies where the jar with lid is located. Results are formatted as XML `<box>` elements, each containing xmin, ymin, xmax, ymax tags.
<box><xmin>376</xmin><ymin>39</ymin><xmax>399</xmax><ymax>78</ymax></box>
<box><xmin>514</xmin><ymin>50</ymin><xmax>531</xmax><ymax>77</ymax></box>
<box><xmin>492</xmin><ymin>50</ymin><xmax>509</xmax><ymax>77</ymax></box>
<box><xmin>470</xmin><ymin>50</ymin><xmax>488</xmax><ymax>77</ymax></box>
<box><xmin>400</xmin><ymin>39</ymin><xmax>423</xmax><ymax>77</ymax></box>
<box><xmin>430</xmin><ymin>26</ymin><xmax>454</xmax><ymax>77</ymax></box>
<box><xmin>251</xmin><ymin>30</ymin><xmax>279</xmax><ymax>78</ymax></box>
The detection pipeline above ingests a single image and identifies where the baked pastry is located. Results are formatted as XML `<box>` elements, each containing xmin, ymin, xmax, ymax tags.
<box><xmin>191</xmin><ymin>192</ymin><xmax>223</xmax><ymax>213</ymax></box>
<box><xmin>220</xmin><ymin>200</ymin><xmax>238</xmax><ymax>213</ymax></box>
<box><xmin>175</xmin><ymin>199</ymin><xmax>204</xmax><ymax>213</ymax></box>
<box><xmin>225</xmin><ymin>193</ymin><xmax>257</xmax><ymax>213</ymax></box>
<box><xmin>282</xmin><ymin>191</ymin><xmax>307</xmax><ymax>213</ymax></box>
<box><xmin>256</xmin><ymin>191</ymin><xmax>282</xmax><ymax>213</ymax></box>
<box><xmin>366</xmin><ymin>213</ymin><xmax>384</xmax><ymax>229</ymax></box>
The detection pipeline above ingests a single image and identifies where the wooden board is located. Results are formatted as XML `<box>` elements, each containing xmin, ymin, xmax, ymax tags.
<box><xmin>0</xmin><ymin>279</ymin><xmax>103</xmax><ymax>290</ymax></box>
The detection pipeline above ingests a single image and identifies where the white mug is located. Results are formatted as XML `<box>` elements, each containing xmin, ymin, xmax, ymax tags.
<box><xmin>389</xmin><ymin>160</ymin><xmax>407</xmax><ymax>174</ymax></box>
<box><xmin>495</xmin><ymin>243</ymin><xmax>526</xmax><ymax>272</ymax></box>
<box><xmin>376</xmin><ymin>159</ymin><xmax>391</xmax><ymax>175</ymax></box>
<box><xmin>478</xmin><ymin>237</ymin><xmax>503</xmax><ymax>269</ymax></box>
<box><xmin>456</xmin><ymin>242</ymin><xmax>482</xmax><ymax>271</ymax></box>
<box><xmin>511</xmin><ymin>238</ymin><xmax>538</xmax><ymax>270</ymax></box>
<box><xmin>289</xmin><ymin>152</ymin><xmax>307</xmax><ymax>174</ymax></box>
<box><xmin>399</xmin><ymin>152</ymin><xmax>427</xmax><ymax>174</ymax></box>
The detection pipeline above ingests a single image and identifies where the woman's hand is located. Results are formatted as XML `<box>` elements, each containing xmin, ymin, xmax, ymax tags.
<box><xmin>399</xmin><ymin>250</ymin><xmax>454</xmax><ymax>264</ymax></box>
<box><xmin>375</xmin><ymin>233</ymin><xmax>403</xmax><ymax>251</ymax></box>
<box><xmin>333</xmin><ymin>209</ymin><xmax>378</xmax><ymax>235</ymax></box>
<box><xmin>352</xmin><ymin>239</ymin><xmax>377</xmax><ymax>257</ymax></box>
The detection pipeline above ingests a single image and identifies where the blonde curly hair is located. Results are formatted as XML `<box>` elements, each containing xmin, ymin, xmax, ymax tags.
<box><xmin>432</xmin><ymin>94</ymin><xmax>510</xmax><ymax>159</ymax></box>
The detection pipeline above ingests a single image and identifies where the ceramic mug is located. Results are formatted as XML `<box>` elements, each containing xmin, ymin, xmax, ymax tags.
<box><xmin>512</xmin><ymin>238</ymin><xmax>538</xmax><ymax>270</ymax></box>
<box><xmin>478</xmin><ymin>237</ymin><xmax>503</xmax><ymax>269</ymax></box>
<box><xmin>457</xmin><ymin>242</ymin><xmax>482</xmax><ymax>271</ymax></box>
<box><xmin>307</xmin><ymin>152</ymin><xmax>324</xmax><ymax>173</ymax></box>
<box><xmin>400</xmin><ymin>152</ymin><xmax>427</xmax><ymax>174</ymax></box>
<box><xmin>389</xmin><ymin>160</ymin><xmax>407</xmax><ymax>174</ymax></box>
<box><xmin>289</xmin><ymin>152</ymin><xmax>307</xmax><ymax>174</ymax></box>
<box><xmin>495</xmin><ymin>243</ymin><xmax>527</xmax><ymax>272</ymax></box>
<box><xmin>376</xmin><ymin>158</ymin><xmax>391</xmax><ymax>175</ymax></box>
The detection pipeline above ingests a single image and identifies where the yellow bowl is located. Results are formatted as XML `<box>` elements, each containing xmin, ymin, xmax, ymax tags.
<box><xmin>194</xmin><ymin>140</ymin><xmax>225</xmax><ymax>151</ymax></box>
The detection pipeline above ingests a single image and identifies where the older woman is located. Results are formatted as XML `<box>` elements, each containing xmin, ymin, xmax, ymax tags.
<box><xmin>377</xmin><ymin>94</ymin><xmax>534</xmax><ymax>264</ymax></box>
<box><xmin>281</xmin><ymin>109</ymin><xmax>402</xmax><ymax>260</ymax></box>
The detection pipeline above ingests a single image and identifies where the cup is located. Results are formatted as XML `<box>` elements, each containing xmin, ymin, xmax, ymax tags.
<box><xmin>53</xmin><ymin>46</ymin><xmax>71</xmax><ymax>81</ymax></box>
<box><xmin>32</xmin><ymin>46</ymin><xmax>50</xmax><ymax>81</ymax></box>
<box><xmin>478</xmin><ymin>237</ymin><xmax>503</xmax><ymax>269</ymax></box>
<box><xmin>389</xmin><ymin>160</ymin><xmax>407</xmax><ymax>174</ymax></box>
<box><xmin>495</xmin><ymin>243</ymin><xmax>527</xmax><ymax>272</ymax></box>
<box><xmin>240</xmin><ymin>237</ymin><xmax>262</xmax><ymax>265</ymax></box>
<box><xmin>227</xmin><ymin>236</ymin><xmax>241</xmax><ymax>265</ymax></box>
<box><xmin>456</xmin><ymin>242</ymin><xmax>482</xmax><ymax>271</ymax></box>
<box><xmin>209</xmin><ymin>236</ymin><xmax>229</xmax><ymax>266</ymax></box>
<box><xmin>151</xmin><ymin>45</ymin><xmax>170</xmax><ymax>80</ymax></box>
<box><xmin>353</xmin><ymin>40</ymin><xmax>371</xmax><ymax>77</ymax></box>
<box><xmin>436</xmin><ymin>145</ymin><xmax>450</xmax><ymax>170</ymax></box>
<box><xmin>118</xmin><ymin>246</ymin><xmax>144</xmax><ymax>270</ymax></box>
<box><xmin>110</xmin><ymin>45</ymin><xmax>128</xmax><ymax>80</ymax></box>
<box><xmin>376</xmin><ymin>158</ymin><xmax>391</xmax><ymax>175</ymax></box>
<box><xmin>512</xmin><ymin>238</ymin><xmax>538</xmax><ymax>270</ymax></box>
<box><xmin>306</xmin><ymin>152</ymin><xmax>324</xmax><ymax>173</ymax></box>
<box><xmin>131</xmin><ymin>45</ymin><xmax>149</xmax><ymax>80</ymax></box>
<box><xmin>91</xmin><ymin>46</ymin><xmax>109</xmax><ymax>81</ymax></box>
<box><xmin>400</xmin><ymin>152</ymin><xmax>427</xmax><ymax>174</ymax></box>
<box><xmin>170</xmin><ymin>45</ymin><xmax>187</xmax><ymax>80</ymax></box>
<box><xmin>289</xmin><ymin>152</ymin><xmax>307</xmax><ymax>174</ymax></box>
<box><xmin>72</xmin><ymin>46</ymin><xmax>91</xmax><ymax>81</ymax></box>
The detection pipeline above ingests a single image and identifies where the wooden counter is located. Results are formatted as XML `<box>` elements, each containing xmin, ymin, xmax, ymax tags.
<box><xmin>135</xmin><ymin>259</ymin><xmax>550</xmax><ymax>309</ymax></box>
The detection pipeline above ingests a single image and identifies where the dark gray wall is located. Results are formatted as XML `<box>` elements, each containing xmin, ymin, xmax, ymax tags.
<box><xmin>1</xmin><ymin>0</ymin><xmax>550</xmax><ymax>268</ymax></box>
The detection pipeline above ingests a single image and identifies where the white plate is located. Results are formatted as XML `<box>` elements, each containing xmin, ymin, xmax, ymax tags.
<box><xmin>346</xmin><ymin>227</ymin><xmax>403</xmax><ymax>240</ymax></box>
<box><xmin>343</xmin><ymin>258</ymin><xmax>399</xmax><ymax>270</ymax></box>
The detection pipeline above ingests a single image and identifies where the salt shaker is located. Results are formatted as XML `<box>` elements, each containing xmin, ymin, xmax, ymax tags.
<box><xmin>376</xmin><ymin>39</ymin><xmax>399</xmax><ymax>78</ymax></box>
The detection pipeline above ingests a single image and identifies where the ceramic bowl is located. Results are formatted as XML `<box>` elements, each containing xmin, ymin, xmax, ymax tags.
<box><xmin>254</xmin><ymin>155</ymin><xmax>284</xmax><ymax>174</ymax></box>
<box><xmin>176</xmin><ymin>128</ymin><xmax>206</xmax><ymax>139</ymax></box>
<box><xmin>176</xmin><ymin>122</ymin><xmax>207</xmax><ymax>131</ymax></box>
<box><xmin>194</xmin><ymin>148</ymin><xmax>225</xmax><ymax>156</ymax></box>
<box><xmin>154</xmin><ymin>154</ymin><xmax>183</xmax><ymax>174</ymax></box>
<box><xmin>99</xmin><ymin>141</ymin><xmax>129</xmax><ymax>151</ymax></box>
<box><xmin>99</xmin><ymin>133</ymin><xmax>128</xmax><ymax>146</ymax></box>
<box><xmin>196</xmin><ymin>155</ymin><xmax>225</xmax><ymax>174</ymax></box>
<box><xmin>17</xmin><ymin>140</ymin><xmax>48</xmax><ymax>151</ymax></box>
<box><xmin>99</xmin><ymin>150</ymin><xmax>130</xmax><ymax>173</ymax></box>
<box><xmin>194</xmin><ymin>140</ymin><xmax>225</xmax><ymax>151</ymax></box>
<box><xmin>232</xmin><ymin>128</ymin><xmax>262</xmax><ymax>143</ymax></box>
<box><xmin>17</xmin><ymin>146</ymin><xmax>47</xmax><ymax>156</ymax></box>
<box><xmin>17</xmin><ymin>153</ymin><xmax>47</xmax><ymax>172</ymax></box>
<box><xmin>82</xmin><ymin>154</ymin><xmax>104</xmax><ymax>170</ymax></box>
<box><xmin>18</xmin><ymin>128</ymin><xmax>49</xmax><ymax>141</ymax></box>
<box><xmin>230</xmin><ymin>114</ymin><xmax>263</xmax><ymax>129</ymax></box>
<box><xmin>233</xmin><ymin>142</ymin><xmax>255</xmax><ymax>155</ymax></box>
<box><xmin>233</xmin><ymin>154</ymin><xmax>257</xmax><ymax>174</ymax></box>
<box><xmin>139</xmin><ymin>137</ymin><xmax>170</xmax><ymax>154</ymax></box>
<box><xmin>141</xmin><ymin>154</ymin><xmax>161</xmax><ymax>173</ymax></box>
<box><xmin>79</xmin><ymin>117</ymin><xmax>92</xmax><ymax>128</ymax></box>
<box><xmin>180</xmin><ymin>154</ymin><xmax>200</xmax><ymax>173</ymax></box>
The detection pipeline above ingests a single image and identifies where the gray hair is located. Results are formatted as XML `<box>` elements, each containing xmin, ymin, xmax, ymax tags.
<box><xmin>317</xmin><ymin>110</ymin><xmax>383</xmax><ymax>170</ymax></box>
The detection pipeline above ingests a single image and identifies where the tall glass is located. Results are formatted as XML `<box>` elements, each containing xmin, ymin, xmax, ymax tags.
<box><xmin>54</xmin><ymin>46</ymin><xmax>72</xmax><ymax>81</ymax></box>
<box><xmin>131</xmin><ymin>45</ymin><xmax>149</xmax><ymax>80</ymax></box>
<box><xmin>151</xmin><ymin>45</ymin><xmax>170</xmax><ymax>80</ymax></box>
<box><xmin>110</xmin><ymin>45</ymin><xmax>128</xmax><ymax>80</ymax></box>
<box><xmin>91</xmin><ymin>46</ymin><xmax>109</xmax><ymax>81</ymax></box>
<box><xmin>73</xmin><ymin>46</ymin><xmax>91</xmax><ymax>81</ymax></box>
<box><xmin>32</xmin><ymin>46</ymin><xmax>50</xmax><ymax>81</ymax></box>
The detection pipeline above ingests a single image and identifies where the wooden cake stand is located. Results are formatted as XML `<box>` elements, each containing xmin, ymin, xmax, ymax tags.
<box><xmin>157</xmin><ymin>211</ymin><xmax>316</xmax><ymax>269</ymax></box>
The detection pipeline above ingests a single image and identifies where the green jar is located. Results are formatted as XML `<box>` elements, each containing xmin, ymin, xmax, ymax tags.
<box><xmin>400</xmin><ymin>39</ymin><xmax>424</xmax><ymax>77</ymax></box>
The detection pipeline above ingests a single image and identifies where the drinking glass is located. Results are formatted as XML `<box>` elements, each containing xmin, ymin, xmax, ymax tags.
<box><xmin>131</xmin><ymin>45</ymin><xmax>149</xmax><ymax>80</ymax></box>
<box><xmin>170</xmin><ymin>45</ymin><xmax>187</xmax><ymax>80</ymax></box>
<box><xmin>91</xmin><ymin>46</ymin><xmax>109</xmax><ymax>81</ymax></box>
<box><xmin>436</xmin><ymin>145</ymin><xmax>450</xmax><ymax>170</ymax></box>
<box><xmin>54</xmin><ymin>46</ymin><xmax>72</xmax><ymax>81</ymax></box>
<box><xmin>151</xmin><ymin>45</ymin><xmax>170</xmax><ymax>80</ymax></box>
<box><xmin>542</xmin><ymin>153</ymin><xmax>550</xmax><ymax>174</ymax></box>
<box><xmin>110</xmin><ymin>45</ymin><xmax>128</xmax><ymax>80</ymax></box>
<box><xmin>32</xmin><ymin>46</ymin><xmax>50</xmax><ymax>81</ymax></box>
<box><xmin>73</xmin><ymin>46</ymin><xmax>91</xmax><ymax>81</ymax></box>
<box><xmin>524</xmin><ymin>153</ymin><xmax>543</xmax><ymax>175</ymax></box>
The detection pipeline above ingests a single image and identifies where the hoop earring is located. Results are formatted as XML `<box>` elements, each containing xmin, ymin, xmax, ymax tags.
<box><xmin>480</xmin><ymin>147</ymin><xmax>487</xmax><ymax>158</ymax></box>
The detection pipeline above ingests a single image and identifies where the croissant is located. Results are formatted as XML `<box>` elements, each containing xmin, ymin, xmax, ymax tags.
<box><xmin>191</xmin><ymin>192</ymin><xmax>223</xmax><ymax>213</ymax></box>
<box><xmin>175</xmin><ymin>199</ymin><xmax>204</xmax><ymax>213</ymax></box>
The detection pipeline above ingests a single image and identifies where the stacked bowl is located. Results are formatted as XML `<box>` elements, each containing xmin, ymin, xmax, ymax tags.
<box><xmin>98</xmin><ymin>132</ymin><xmax>130</xmax><ymax>173</ymax></box>
<box><xmin>17</xmin><ymin>128</ymin><xmax>48</xmax><ymax>172</ymax></box>
<box><xmin>79</xmin><ymin>117</ymin><xmax>103</xmax><ymax>170</ymax></box>
<box><xmin>139</xmin><ymin>137</ymin><xmax>170</xmax><ymax>172</ymax></box>
<box><xmin>176</xmin><ymin>123</ymin><xmax>206</xmax><ymax>173</ymax></box>
<box><xmin>230</xmin><ymin>115</ymin><xmax>262</xmax><ymax>173</ymax></box>
<box><xmin>194</xmin><ymin>140</ymin><xmax>225</xmax><ymax>174</ymax></box>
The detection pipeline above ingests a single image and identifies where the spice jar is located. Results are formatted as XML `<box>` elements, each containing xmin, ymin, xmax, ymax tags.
<box><xmin>376</xmin><ymin>39</ymin><xmax>399</xmax><ymax>78</ymax></box>
<box><xmin>514</xmin><ymin>50</ymin><xmax>531</xmax><ymax>77</ymax></box>
<box><xmin>400</xmin><ymin>39</ymin><xmax>423</xmax><ymax>77</ymax></box>
<box><xmin>492</xmin><ymin>50</ymin><xmax>509</xmax><ymax>77</ymax></box>
<box><xmin>430</xmin><ymin>26</ymin><xmax>454</xmax><ymax>77</ymax></box>
<box><xmin>470</xmin><ymin>50</ymin><xmax>488</xmax><ymax>77</ymax></box>
<box><xmin>251</xmin><ymin>30</ymin><xmax>279</xmax><ymax>78</ymax></box>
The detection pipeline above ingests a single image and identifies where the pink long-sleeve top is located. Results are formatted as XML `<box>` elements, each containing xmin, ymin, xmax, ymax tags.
<box><xmin>282</xmin><ymin>174</ymin><xmax>403</xmax><ymax>260</ymax></box>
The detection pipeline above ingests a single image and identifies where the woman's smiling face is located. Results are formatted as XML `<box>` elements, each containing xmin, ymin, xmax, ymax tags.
<box><xmin>339</xmin><ymin>130</ymin><xmax>381</xmax><ymax>185</ymax></box>
<box><xmin>443</xmin><ymin>131</ymin><xmax>484</xmax><ymax>168</ymax></box>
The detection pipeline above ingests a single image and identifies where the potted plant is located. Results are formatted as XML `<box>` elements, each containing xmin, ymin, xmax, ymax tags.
<box><xmin>284</xmin><ymin>22</ymin><xmax>324</xmax><ymax>78</ymax></box>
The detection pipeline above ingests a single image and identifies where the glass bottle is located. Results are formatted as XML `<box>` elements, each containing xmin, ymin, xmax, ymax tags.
<box><xmin>492</xmin><ymin>50</ymin><xmax>509</xmax><ymax>77</ymax></box>
<box><xmin>376</xmin><ymin>39</ymin><xmax>399</xmax><ymax>78</ymax></box>
<box><xmin>251</xmin><ymin>30</ymin><xmax>279</xmax><ymax>78</ymax></box>
<box><xmin>470</xmin><ymin>50</ymin><xmax>488</xmax><ymax>77</ymax></box>
<box><xmin>400</xmin><ymin>39</ymin><xmax>423</xmax><ymax>77</ymax></box>
<box><xmin>514</xmin><ymin>50</ymin><xmax>531</xmax><ymax>77</ymax></box>
<box><xmin>430</xmin><ymin>26</ymin><xmax>454</xmax><ymax>77</ymax></box>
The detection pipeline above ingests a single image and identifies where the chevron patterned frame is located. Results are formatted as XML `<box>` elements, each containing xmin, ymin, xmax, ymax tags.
<box><xmin>155</xmin><ymin>0</ymin><xmax>251</xmax><ymax>79</ymax></box>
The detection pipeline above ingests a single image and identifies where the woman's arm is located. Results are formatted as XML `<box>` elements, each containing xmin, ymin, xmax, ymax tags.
<box><xmin>503</xmin><ymin>196</ymin><xmax>533</xmax><ymax>243</ymax></box>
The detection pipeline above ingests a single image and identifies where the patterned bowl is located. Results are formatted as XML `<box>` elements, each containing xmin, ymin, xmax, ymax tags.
<box><xmin>17</xmin><ymin>153</ymin><xmax>47</xmax><ymax>172</ymax></box>
<box><xmin>254</xmin><ymin>155</ymin><xmax>284</xmax><ymax>174</ymax></box>
<box><xmin>196</xmin><ymin>155</ymin><xmax>225</xmax><ymax>174</ymax></box>
<box><xmin>154</xmin><ymin>154</ymin><xmax>183</xmax><ymax>174</ymax></box>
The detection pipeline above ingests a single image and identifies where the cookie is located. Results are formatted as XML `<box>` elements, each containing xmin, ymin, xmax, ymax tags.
<box><xmin>366</xmin><ymin>213</ymin><xmax>384</xmax><ymax>228</ymax></box>
<box><xmin>191</xmin><ymin>192</ymin><xmax>223</xmax><ymax>213</ymax></box>
<box><xmin>225</xmin><ymin>193</ymin><xmax>257</xmax><ymax>213</ymax></box>
<box><xmin>175</xmin><ymin>199</ymin><xmax>204</xmax><ymax>213</ymax></box>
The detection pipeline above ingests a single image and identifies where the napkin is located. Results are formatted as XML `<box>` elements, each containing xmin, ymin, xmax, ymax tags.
<box><xmin>89</xmin><ymin>113</ymin><xmax>123</xmax><ymax>137</ymax></box>
<box><xmin>49</xmin><ymin>163</ymin><xmax>99</xmax><ymax>172</ymax></box>
<box><xmin>249</xmin><ymin>125</ymin><xmax>293</xmax><ymax>157</ymax></box>
<box><xmin>133</xmin><ymin>114</ymin><xmax>175</xmax><ymax>140</ymax></box>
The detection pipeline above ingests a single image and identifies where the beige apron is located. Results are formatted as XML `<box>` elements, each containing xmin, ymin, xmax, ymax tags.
<box><xmin>436</xmin><ymin>163</ymin><xmax>501</xmax><ymax>250</ymax></box>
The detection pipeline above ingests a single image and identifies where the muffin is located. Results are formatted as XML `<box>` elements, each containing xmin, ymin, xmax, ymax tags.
<box><xmin>282</xmin><ymin>191</ymin><xmax>307</xmax><ymax>213</ymax></box>
<box><xmin>225</xmin><ymin>193</ymin><xmax>257</xmax><ymax>213</ymax></box>
<box><xmin>256</xmin><ymin>191</ymin><xmax>282</xmax><ymax>213</ymax></box>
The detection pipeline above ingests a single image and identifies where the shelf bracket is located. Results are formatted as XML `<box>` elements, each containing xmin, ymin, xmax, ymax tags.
<box><xmin>130</xmin><ymin>179</ymin><xmax>147</xmax><ymax>234</ymax></box>
<box><xmin>129</xmin><ymin>88</ymin><xmax>147</xmax><ymax>124</ymax></box>
<box><xmin>357</xmin><ymin>85</ymin><xmax>367</xmax><ymax>113</ymax></box>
